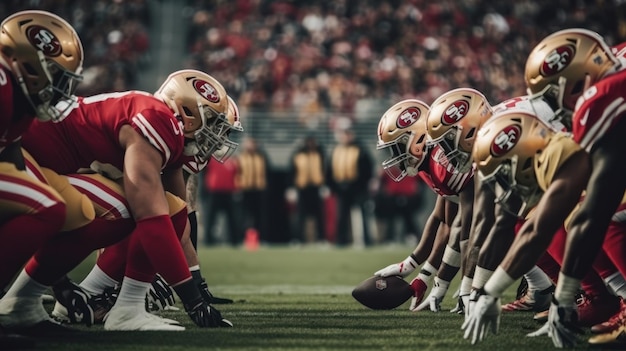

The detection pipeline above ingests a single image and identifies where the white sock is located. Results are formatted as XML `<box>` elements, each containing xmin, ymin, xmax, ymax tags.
<box><xmin>2</xmin><ymin>270</ymin><xmax>48</xmax><ymax>299</ymax></box>
<box><xmin>114</xmin><ymin>277</ymin><xmax>151</xmax><ymax>308</ymax></box>
<box><xmin>417</xmin><ymin>261</ymin><xmax>437</xmax><ymax>283</ymax></box>
<box><xmin>523</xmin><ymin>265</ymin><xmax>553</xmax><ymax>291</ymax></box>
<box><xmin>604</xmin><ymin>271</ymin><xmax>626</xmax><ymax>299</ymax></box>
<box><xmin>79</xmin><ymin>264</ymin><xmax>120</xmax><ymax>295</ymax></box>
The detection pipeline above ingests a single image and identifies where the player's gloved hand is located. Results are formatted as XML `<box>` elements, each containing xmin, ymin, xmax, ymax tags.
<box><xmin>146</xmin><ymin>274</ymin><xmax>175</xmax><ymax>312</ymax></box>
<box><xmin>52</xmin><ymin>276</ymin><xmax>95</xmax><ymax>326</ymax></box>
<box><xmin>191</xmin><ymin>270</ymin><xmax>234</xmax><ymax>304</ymax></box>
<box><xmin>526</xmin><ymin>298</ymin><xmax>581</xmax><ymax>348</ymax></box>
<box><xmin>450</xmin><ymin>293</ymin><xmax>466</xmax><ymax>314</ymax></box>
<box><xmin>461</xmin><ymin>289</ymin><xmax>501</xmax><ymax>344</ymax></box>
<box><xmin>408</xmin><ymin>277</ymin><xmax>428</xmax><ymax>310</ymax></box>
<box><xmin>174</xmin><ymin>279</ymin><xmax>233</xmax><ymax>328</ymax></box>
<box><xmin>414</xmin><ymin>278</ymin><xmax>449</xmax><ymax>312</ymax></box>
<box><xmin>185</xmin><ymin>299</ymin><xmax>233</xmax><ymax>328</ymax></box>
<box><xmin>374</xmin><ymin>254</ymin><xmax>418</xmax><ymax>278</ymax></box>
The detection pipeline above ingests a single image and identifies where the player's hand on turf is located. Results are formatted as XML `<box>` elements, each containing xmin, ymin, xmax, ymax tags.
<box><xmin>195</xmin><ymin>275</ymin><xmax>234</xmax><ymax>304</ymax></box>
<box><xmin>413</xmin><ymin>280</ymin><xmax>447</xmax><ymax>312</ymax></box>
<box><xmin>526</xmin><ymin>298</ymin><xmax>581</xmax><ymax>348</ymax></box>
<box><xmin>374</xmin><ymin>255</ymin><xmax>418</xmax><ymax>277</ymax></box>
<box><xmin>461</xmin><ymin>289</ymin><xmax>500</xmax><ymax>344</ymax></box>
<box><xmin>186</xmin><ymin>300</ymin><xmax>233</xmax><ymax>328</ymax></box>
<box><xmin>146</xmin><ymin>274</ymin><xmax>175</xmax><ymax>311</ymax></box>
<box><xmin>408</xmin><ymin>277</ymin><xmax>428</xmax><ymax>310</ymax></box>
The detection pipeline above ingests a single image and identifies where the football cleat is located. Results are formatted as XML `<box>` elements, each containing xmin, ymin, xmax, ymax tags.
<box><xmin>501</xmin><ymin>285</ymin><xmax>554</xmax><ymax>312</ymax></box>
<box><xmin>576</xmin><ymin>292</ymin><xmax>621</xmax><ymax>327</ymax></box>
<box><xmin>53</xmin><ymin>285</ymin><xmax>119</xmax><ymax>325</ymax></box>
<box><xmin>0</xmin><ymin>297</ymin><xmax>51</xmax><ymax>328</ymax></box>
<box><xmin>103</xmin><ymin>305</ymin><xmax>185</xmax><ymax>331</ymax></box>
<box><xmin>51</xmin><ymin>278</ymin><xmax>95</xmax><ymax>326</ymax></box>
<box><xmin>588</xmin><ymin>322</ymin><xmax>626</xmax><ymax>346</ymax></box>
<box><xmin>591</xmin><ymin>298</ymin><xmax>626</xmax><ymax>334</ymax></box>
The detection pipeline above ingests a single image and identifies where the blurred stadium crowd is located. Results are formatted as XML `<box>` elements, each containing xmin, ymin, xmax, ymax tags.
<box><xmin>2</xmin><ymin>0</ymin><xmax>625</xmax><ymax>244</ymax></box>
<box><xmin>3</xmin><ymin>0</ymin><xmax>624</xmax><ymax>115</ymax></box>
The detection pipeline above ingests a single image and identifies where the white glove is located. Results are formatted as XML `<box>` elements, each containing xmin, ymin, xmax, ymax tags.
<box><xmin>413</xmin><ymin>278</ymin><xmax>449</xmax><ymax>312</ymax></box>
<box><xmin>461</xmin><ymin>290</ymin><xmax>501</xmax><ymax>345</ymax></box>
<box><xmin>374</xmin><ymin>255</ymin><xmax>418</xmax><ymax>277</ymax></box>
<box><xmin>526</xmin><ymin>300</ymin><xmax>580</xmax><ymax>348</ymax></box>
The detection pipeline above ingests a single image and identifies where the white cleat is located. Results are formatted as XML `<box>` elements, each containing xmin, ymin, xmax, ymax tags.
<box><xmin>104</xmin><ymin>306</ymin><xmax>185</xmax><ymax>331</ymax></box>
<box><xmin>0</xmin><ymin>297</ymin><xmax>50</xmax><ymax>328</ymax></box>
<box><xmin>51</xmin><ymin>302</ymin><xmax>71</xmax><ymax>323</ymax></box>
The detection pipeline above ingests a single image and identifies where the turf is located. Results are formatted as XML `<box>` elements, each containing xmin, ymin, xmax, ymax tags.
<box><xmin>35</xmin><ymin>246</ymin><xmax>605</xmax><ymax>350</ymax></box>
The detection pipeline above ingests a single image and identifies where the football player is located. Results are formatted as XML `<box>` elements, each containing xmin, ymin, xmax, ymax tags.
<box><xmin>373</xmin><ymin>98</ymin><xmax>476</xmax><ymax>310</ymax></box>
<box><xmin>0</xmin><ymin>10</ymin><xmax>84</xmax><ymax>335</ymax></box>
<box><xmin>1</xmin><ymin>70</ymin><xmax>236</xmax><ymax>331</ymax></box>
<box><xmin>463</xmin><ymin>104</ymin><xmax>626</xmax><ymax>346</ymax></box>
<box><xmin>462</xmin><ymin>28</ymin><xmax>626</xmax><ymax>348</ymax></box>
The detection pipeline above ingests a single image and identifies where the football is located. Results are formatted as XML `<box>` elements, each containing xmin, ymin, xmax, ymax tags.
<box><xmin>351</xmin><ymin>275</ymin><xmax>413</xmax><ymax>310</ymax></box>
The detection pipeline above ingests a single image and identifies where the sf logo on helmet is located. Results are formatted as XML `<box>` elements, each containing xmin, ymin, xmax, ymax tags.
<box><xmin>193</xmin><ymin>79</ymin><xmax>220</xmax><ymax>103</ymax></box>
<box><xmin>490</xmin><ymin>125</ymin><xmax>521</xmax><ymax>157</ymax></box>
<box><xmin>442</xmin><ymin>100</ymin><xmax>469</xmax><ymax>125</ymax></box>
<box><xmin>396</xmin><ymin>107</ymin><xmax>421</xmax><ymax>128</ymax></box>
<box><xmin>540</xmin><ymin>45</ymin><xmax>575</xmax><ymax>76</ymax></box>
<box><xmin>25</xmin><ymin>25</ymin><xmax>61</xmax><ymax>57</ymax></box>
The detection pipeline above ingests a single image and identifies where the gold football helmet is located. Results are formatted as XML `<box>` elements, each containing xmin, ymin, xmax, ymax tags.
<box><xmin>212</xmin><ymin>95</ymin><xmax>244</xmax><ymax>163</ymax></box>
<box><xmin>525</xmin><ymin>28</ymin><xmax>618</xmax><ymax>114</ymax></box>
<box><xmin>0</xmin><ymin>10</ymin><xmax>84</xmax><ymax>121</ymax></box>
<box><xmin>376</xmin><ymin>99</ymin><xmax>430</xmax><ymax>182</ymax></box>
<box><xmin>154</xmin><ymin>69</ymin><xmax>231</xmax><ymax>161</ymax></box>
<box><xmin>472</xmin><ymin>110</ymin><xmax>554</xmax><ymax>217</ymax></box>
<box><xmin>427</xmin><ymin>88</ymin><xmax>493</xmax><ymax>173</ymax></box>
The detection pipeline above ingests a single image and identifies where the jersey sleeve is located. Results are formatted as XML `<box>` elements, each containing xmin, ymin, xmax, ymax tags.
<box><xmin>129</xmin><ymin>109</ymin><xmax>184</xmax><ymax>168</ymax></box>
<box><xmin>534</xmin><ymin>132</ymin><xmax>582</xmax><ymax>192</ymax></box>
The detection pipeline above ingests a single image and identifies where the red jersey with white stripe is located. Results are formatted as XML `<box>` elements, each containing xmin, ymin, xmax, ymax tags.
<box><xmin>179</xmin><ymin>154</ymin><xmax>208</xmax><ymax>175</ymax></box>
<box><xmin>418</xmin><ymin>144</ymin><xmax>474</xmax><ymax>198</ymax></box>
<box><xmin>22</xmin><ymin>91</ymin><xmax>185</xmax><ymax>176</ymax></box>
<box><xmin>0</xmin><ymin>65</ymin><xmax>35</xmax><ymax>154</ymax></box>
<box><xmin>571</xmin><ymin>43</ymin><xmax>626</xmax><ymax>152</ymax></box>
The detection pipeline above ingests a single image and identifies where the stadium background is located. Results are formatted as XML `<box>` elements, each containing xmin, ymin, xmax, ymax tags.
<box><xmin>3</xmin><ymin>0</ymin><xmax>625</xmax><ymax>243</ymax></box>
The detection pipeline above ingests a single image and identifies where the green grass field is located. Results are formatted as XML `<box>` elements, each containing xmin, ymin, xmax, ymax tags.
<box><xmin>36</xmin><ymin>246</ymin><xmax>606</xmax><ymax>350</ymax></box>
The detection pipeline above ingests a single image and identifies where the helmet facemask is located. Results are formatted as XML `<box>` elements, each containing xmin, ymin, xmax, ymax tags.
<box><xmin>430</xmin><ymin>125</ymin><xmax>473</xmax><ymax>173</ymax></box>
<box><xmin>184</xmin><ymin>102</ymin><xmax>235</xmax><ymax>162</ymax></box>
<box><xmin>480</xmin><ymin>156</ymin><xmax>541</xmax><ymax>218</ymax></box>
<box><xmin>378</xmin><ymin>132</ymin><xmax>426</xmax><ymax>182</ymax></box>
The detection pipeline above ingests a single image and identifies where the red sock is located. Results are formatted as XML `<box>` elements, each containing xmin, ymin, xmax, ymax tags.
<box><xmin>125</xmin><ymin>215</ymin><xmax>190</xmax><ymax>284</ymax></box>
<box><xmin>591</xmin><ymin>249</ymin><xmax>618</xmax><ymax>280</ymax></box>
<box><xmin>25</xmin><ymin>218</ymin><xmax>134</xmax><ymax>285</ymax></box>
<box><xmin>171</xmin><ymin>207</ymin><xmax>187</xmax><ymax>240</ymax></box>
<box><xmin>0</xmin><ymin>203</ymin><xmax>65</xmax><ymax>289</ymax></box>
<box><xmin>97</xmin><ymin>236</ymin><xmax>131</xmax><ymax>282</ymax></box>
<box><xmin>603</xmin><ymin>221</ymin><xmax>626</xmax><ymax>278</ymax></box>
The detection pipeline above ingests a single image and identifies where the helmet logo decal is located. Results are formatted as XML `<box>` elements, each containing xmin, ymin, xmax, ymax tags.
<box><xmin>491</xmin><ymin>124</ymin><xmax>521</xmax><ymax>157</ymax></box>
<box><xmin>375</xmin><ymin>279</ymin><xmax>387</xmax><ymax>290</ymax></box>
<box><xmin>540</xmin><ymin>45</ymin><xmax>575</xmax><ymax>77</ymax></box>
<box><xmin>26</xmin><ymin>25</ymin><xmax>62</xmax><ymax>57</ymax></box>
<box><xmin>193</xmin><ymin>79</ymin><xmax>220</xmax><ymax>103</ymax></box>
<box><xmin>396</xmin><ymin>107</ymin><xmax>421</xmax><ymax>128</ymax></box>
<box><xmin>442</xmin><ymin>100</ymin><xmax>469</xmax><ymax>125</ymax></box>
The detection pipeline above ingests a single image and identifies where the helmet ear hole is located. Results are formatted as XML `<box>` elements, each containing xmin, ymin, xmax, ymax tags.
<box><xmin>182</xmin><ymin>106</ymin><xmax>193</xmax><ymax>116</ymax></box>
<box><xmin>416</xmin><ymin>134</ymin><xmax>425</xmax><ymax>144</ymax></box>
<box><xmin>465</xmin><ymin>127</ymin><xmax>476</xmax><ymax>139</ymax></box>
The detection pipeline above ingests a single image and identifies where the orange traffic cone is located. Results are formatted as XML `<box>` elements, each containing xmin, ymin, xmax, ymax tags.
<box><xmin>244</xmin><ymin>228</ymin><xmax>259</xmax><ymax>251</ymax></box>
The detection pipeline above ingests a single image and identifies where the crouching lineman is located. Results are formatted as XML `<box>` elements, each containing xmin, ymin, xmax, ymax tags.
<box><xmin>0</xmin><ymin>70</ymin><xmax>237</xmax><ymax>331</ymax></box>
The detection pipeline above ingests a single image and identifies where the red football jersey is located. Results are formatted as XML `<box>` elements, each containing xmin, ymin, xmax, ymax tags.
<box><xmin>22</xmin><ymin>91</ymin><xmax>185</xmax><ymax>176</ymax></box>
<box><xmin>571</xmin><ymin>43</ymin><xmax>626</xmax><ymax>152</ymax></box>
<box><xmin>0</xmin><ymin>65</ymin><xmax>35</xmax><ymax>154</ymax></box>
<box><xmin>418</xmin><ymin>144</ymin><xmax>474</xmax><ymax>198</ymax></box>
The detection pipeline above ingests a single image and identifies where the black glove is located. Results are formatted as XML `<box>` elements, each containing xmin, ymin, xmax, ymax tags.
<box><xmin>174</xmin><ymin>279</ymin><xmax>233</xmax><ymax>328</ymax></box>
<box><xmin>146</xmin><ymin>274</ymin><xmax>175</xmax><ymax>311</ymax></box>
<box><xmin>52</xmin><ymin>276</ymin><xmax>95</xmax><ymax>326</ymax></box>
<box><xmin>191</xmin><ymin>270</ymin><xmax>234</xmax><ymax>304</ymax></box>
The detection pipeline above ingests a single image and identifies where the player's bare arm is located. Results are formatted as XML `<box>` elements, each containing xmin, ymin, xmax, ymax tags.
<box><xmin>500</xmin><ymin>150</ymin><xmax>590</xmax><ymax>278</ymax></box>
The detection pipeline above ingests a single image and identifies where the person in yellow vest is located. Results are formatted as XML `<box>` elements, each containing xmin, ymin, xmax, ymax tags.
<box><xmin>327</xmin><ymin>124</ymin><xmax>374</xmax><ymax>247</ymax></box>
<box><xmin>236</xmin><ymin>137</ymin><xmax>270</xmax><ymax>244</ymax></box>
<box><xmin>287</xmin><ymin>135</ymin><xmax>328</xmax><ymax>244</ymax></box>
